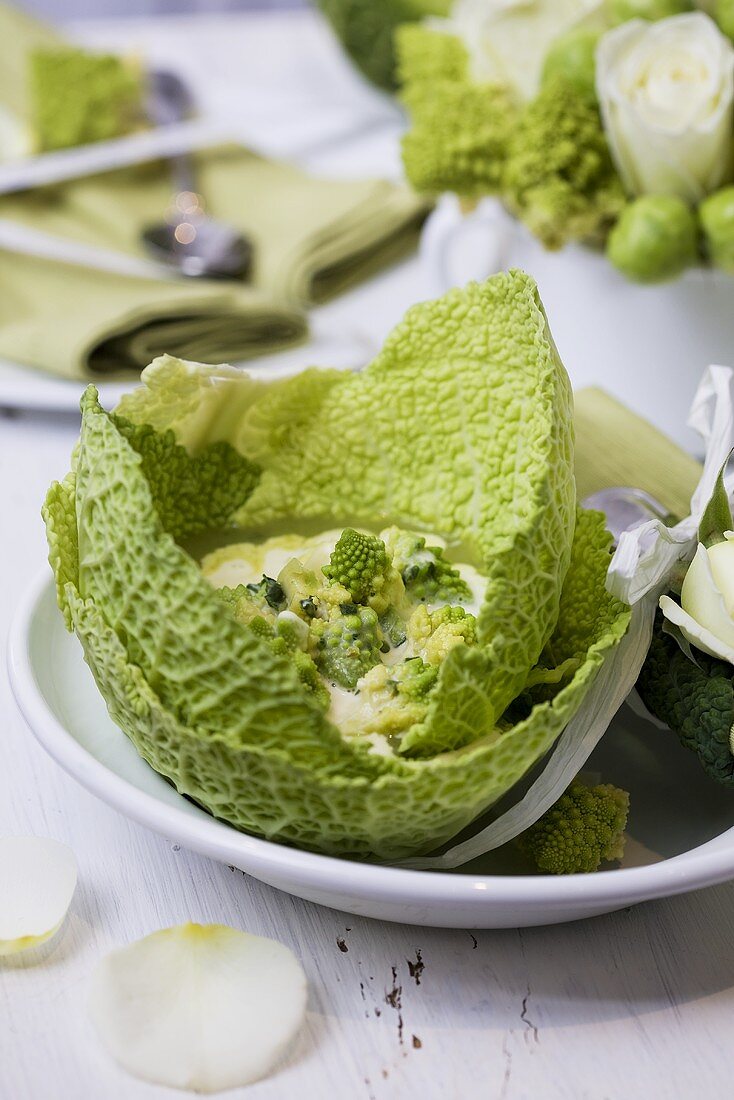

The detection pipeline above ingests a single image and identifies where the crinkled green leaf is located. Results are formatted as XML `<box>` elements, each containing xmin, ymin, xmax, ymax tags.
<box><xmin>44</xmin><ymin>272</ymin><xmax>632</xmax><ymax>860</ymax></box>
<box><xmin>638</xmin><ymin>611</ymin><xmax>734</xmax><ymax>788</ymax></box>
<box><xmin>111</xmin><ymin>414</ymin><xmax>261</xmax><ymax>542</ymax></box>
<box><xmin>41</xmin><ymin>470</ymin><xmax>78</xmax><ymax>630</ymax></box>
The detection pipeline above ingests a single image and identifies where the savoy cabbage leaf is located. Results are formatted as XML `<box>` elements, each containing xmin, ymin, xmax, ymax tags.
<box><xmin>44</xmin><ymin>271</ymin><xmax>632</xmax><ymax>860</ymax></box>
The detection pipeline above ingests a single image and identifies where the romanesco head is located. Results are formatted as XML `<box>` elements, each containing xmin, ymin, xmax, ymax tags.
<box><xmin>382</xmin><ymin>526</ymin><xmax>471</xmax><ymax>604</ymax></box>
<box><xmin>30</xmin><ymin>47</ymin><xmax>145</xmax><ymax>152</ymax></box>
<box><xmin>516</xmin><ymin>781</ymin><xmax>630</xmax><ymax>874</ymax></box>
<box><xmin>216</xmin><ymin>585</ymin><xmax>278</xmax><ymax>628</ymax></box>
<box><xmin>217</xmin><ymin>593</ymin><xmax>327</xmax><ymax>709</ymax></box>
<box><xmin>345</xmin><ymin>664</ymin><xmax>431</xmax><ymax>740</ymax></box>
<box><xmin>310</xmin><ymin>605</ymin><xmax>383</xmax><ymax>690</ymax></box>
<box><xmin>407</xmin><ymin>604</ymin><xmax>477</xmax><ymax>665</ymax></box>
<box><xmin>292</xmin><ymin>649</ymin><xmax>330</xmax><ymax>710</ymax></box>
<box><xmin>423</xmin><ymin>606</ymin><xmax>477</xmax><ymax>665</ymax></box>
<box><xmin>398</xmin><ymin>26</ymin><xmax>518</xmax><ymax>198</ymax></box>
<box><xmin>394</xmin><ymin>657</ymin><xmax>439</xmax><ymax>699</ymax></box>
<box><xmin>322</xmin><ymin>528</ymin><xmax>390</xmax><ymax>605</ymax></box>
<box><xmin>503</xmin><ymin>74</ymin><xmax>625</xmax><ymax>251</ymax></box>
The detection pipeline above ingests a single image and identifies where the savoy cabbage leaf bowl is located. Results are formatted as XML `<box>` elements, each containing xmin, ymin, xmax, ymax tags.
<box><xmin>38</xmin><ymin>271</ymin><xmax>642</xmax><ymax>866</ymax></box>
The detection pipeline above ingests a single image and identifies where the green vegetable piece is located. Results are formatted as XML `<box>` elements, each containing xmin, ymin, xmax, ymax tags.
<box><xmin>700</xmin><ymin>186</ymin><xmax>734</xmax><ymax>273</ymax></box>
<box><xmin>516</xmin><ymin>781</ymin><xmax>630</xmax><ymax>874</ymax></box>
<box><xmin>216</xmin><ymin>585</ymin><xmax>275</xmax><ymax>627</ymax></box>
<box><xmin>379</xmin><ymin>606</ymin><xmax>407</xmax><ymax>649</ymax></box>
<box><xmin>716</xmin><ymin>0</ymin><xmax>734</xmax><ymax>40</ymax></box>
<box><xmin>396</xmin><ymin>657</ymin><xmax>439</xmax><ymax>700</ymax></box>
<box><xmin>291</xmin><ymin>649</ymin><xmax>330</xmax><ymax>710</ymax></box>
<box><xmin>30</xmin><ymin>47</ymin><xmax>145</xmax><ymax>152</ymax></box>
<box><xmin>316</xmin><ymin>0</ymin><xmax>450</xmax><ymax>91</ymax></box>
<box><xmin>607</xmin><ymin>195</ymin><xmax>699</xmax><ymax>283</ymax></box>
<box><xmin>610</xmin><ymin>0</ymin><xmax>692</xmax><ymax>23</ymax></box>
<box><xmin>323</xmin><ymin>529</ymin><xmax>389</xmax><ymax>605</ymax></box>
<box><xmin>637</xmin><ymin>612</ymin><xmax>734</xmax><ymax>787</ymax></box>
<box><xmin>217</xmin><ymin>589</ymin><xmax>328</xmax><ymax>709</ymax></box>
<box><xmin>503</xmin><ymin>74</ymin><xmax>625</xmax><ymax>251</ymax></box>
<box><xmin>398</xmin><ymin>25</ymin><xmax>519</xmax><ymax>198</ymax></box>
<box><xmin>541</xmin><ymin>28</ymin><xmax>601</xmax><ymax>103</ymax></box>
<box><xmin>112</xmin><ymin>416</ymin><xmax>260</xmax><ymax>542</ymax></box>
<box><xmin>245</xmin><ymin>575</ymin><xmax>287</xmax><ymax>612</ymax></box>
<box><xmin>383</xmin><ymin>527</ymin><xmax>471</xmax><ymax>604</ymax></box>
<box><xmin>311</xmin><ymin>606</ymin><xmax>383</xmax><ymax>690</ymax></box>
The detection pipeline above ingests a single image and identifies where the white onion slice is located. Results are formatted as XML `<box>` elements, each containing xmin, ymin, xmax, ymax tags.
<box><xmin>88</xmin><ymin>923</ymin><xmax>307</xmax><ymax>1092</ymax></box>
<box><xmin>0</xmin><ymin>836</ymin><xmax>77</xmax><ymax>955</ymax></box>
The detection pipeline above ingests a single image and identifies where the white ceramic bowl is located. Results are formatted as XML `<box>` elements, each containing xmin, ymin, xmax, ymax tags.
<box><xmin>8</xmin><ymin>570</ymin><xmax>734</xmax><ymax>928</ymax></box>
<box><xmin>422</xmin><ymin>196</ymin><xmax>734</xmax><ymax>452</ymax></box>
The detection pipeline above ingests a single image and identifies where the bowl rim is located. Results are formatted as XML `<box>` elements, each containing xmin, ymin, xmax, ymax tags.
<box><xmin>8</xmin><ymin>567</ymin><xmax>734</xmax><ymax>913</ymax></box>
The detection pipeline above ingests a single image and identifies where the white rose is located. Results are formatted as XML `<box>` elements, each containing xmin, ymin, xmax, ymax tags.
<box><xmin>596</xmin><ymin>13</ymin><xmax>734</xmax><ymax>204</ymax></box>
<box><xmin>442</xmin><ymin>0</ymin><xmax>603</xmax><ymax>101</ymax></box>
<box><xmin>660</xmin><ymin>534</ymin><xmax>734</xmax><ymax>663</ymax></box>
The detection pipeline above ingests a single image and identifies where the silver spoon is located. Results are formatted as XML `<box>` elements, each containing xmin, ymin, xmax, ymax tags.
<box><xmin>142</xmin><ymin>70</ymin><xmax>252</xmax><ymax>279</ymax></box>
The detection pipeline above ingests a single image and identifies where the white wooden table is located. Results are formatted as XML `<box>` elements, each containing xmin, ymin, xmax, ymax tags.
<box><xmin>1</xmin><ymin>11</ymin><xmax>732</xmax><ymax>1099</ymax></box>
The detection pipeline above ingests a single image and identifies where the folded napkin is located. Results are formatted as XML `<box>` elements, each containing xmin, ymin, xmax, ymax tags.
<box><xmin>575</xmin><ymin>387</ymin><xmax>701</xmax><ymax>519</ymax></box>
<box><xmin>0</xmin><ymin>147</ymin><xmax>428</xmax><ymax>379</ymax></box>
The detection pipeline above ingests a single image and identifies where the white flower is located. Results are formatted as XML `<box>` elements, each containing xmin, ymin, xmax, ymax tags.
<box><xmin>596</xmin><ymin>13</ymin><xmax>734</xmax><ymax>204</ymax></box>
<box><xmin>439</xmin><ymin>0</ymin><xmax>603</xmax><ymax>101</ymax></box>
<box><xmin>660</xmin><ymin>534</ymin><xmax>734</xmax><ymax>663</ymax></box>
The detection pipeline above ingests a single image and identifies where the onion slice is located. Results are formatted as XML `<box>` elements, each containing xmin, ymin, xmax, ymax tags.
<box><xmin>0</xmin><ymin>836</ymin><xmax>77</xmax><ymax>955</ymax></box>
<box><xmin>88</xmin><ymin>923</ymin><xmax>308</xmax><ymax>1092</ymax></box>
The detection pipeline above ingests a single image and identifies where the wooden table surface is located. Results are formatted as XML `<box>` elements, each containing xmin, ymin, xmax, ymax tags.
<box><xmin>1</xmin><ymin>10</ymin><xmax>729</xmax><ymax>1100</ymax></box>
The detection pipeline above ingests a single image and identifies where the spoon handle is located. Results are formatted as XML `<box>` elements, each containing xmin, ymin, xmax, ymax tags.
<box><xmin>169</xmin><ymin>153</ymin><xmax>199</xmax><ymax>204</ymax></box>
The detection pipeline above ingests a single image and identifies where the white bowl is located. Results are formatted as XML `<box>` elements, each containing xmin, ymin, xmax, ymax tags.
<box><xmin>8</xmin><ymin>569</ymin><xmax>734</xmax><ymax>928</ymax></box>
<box><xmin>422</xmin><ymin>196</ymin><xmax>734</xmax><ymax>451</ymax></box>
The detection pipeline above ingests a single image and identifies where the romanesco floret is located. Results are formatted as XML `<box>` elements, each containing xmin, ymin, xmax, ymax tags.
<box><xmin>408</xmin><ymin>603</ymin><xmax>478</xmax><ymax>664</ymax></box>
<box><xmin>216</xmin><ymin>585</ymin><xmax>276</xmax><ymax>628</ymax></box>
<box><xmin>316</xmin><ymin>0</ymin><xmax>450</xmax><ymax>92</ymax></box>
<box><xmin>516</xmin><ymin>781</ymin><xmax>630</xmax><ymax>874</ymax></box>
<box><xmin>503</xmin><ymin>74</ymin><xmax>625</xmax><ymax>251</ymax></box>
<box><xmin>217</xmin><ymin>592</ymin><xmax>328</xmax><ymax>708</ymax></box>
<box><xmin>394</xmin><ymin>657</ymin><xmax>439</xmax><ymax>699</ymax></box>
<box><xmin>383</xmin><ymin>526</ymin><xmax>471</xmax><ymax>604</ymax></box>
<box><xmin>310</xmin><ymin>606</ymin><xmax>383</xmax><ymax>690</ymax></box>
<box><xmin>323</xmin><ymin>528</ymin><xmax>390</xmax><ymax>605</ymax></box>
<box><xmin>343</xmin><ymin>661</ymin><xmax>437</xmax><ymax>740</ymax></box>
<box><xmin>30</xmin><ymin>47</ymin><xmax>145</xmax><ymax>152</ymax></box>
<box><xmin>398</xmin><ymin>26</ymin><xmax>518</xmax><ymax>198</ymax></box>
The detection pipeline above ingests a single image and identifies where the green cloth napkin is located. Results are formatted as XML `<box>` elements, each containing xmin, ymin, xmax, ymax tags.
<box><xmin>0</xmin><ymin>149</ymin><xmax>428</xmax><ymax>379</ymax></box>
<box><xmin>575</xmin><ymin>387</ymin><xmax>701</xmax><ymax>519</ymax></box>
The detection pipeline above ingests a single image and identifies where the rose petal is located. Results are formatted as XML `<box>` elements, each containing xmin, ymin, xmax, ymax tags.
<box><xmin>660</xmin><ymin>593</ymin><xmax>734</xmax><ymax>664</ymax></box>
<box><xmin>88</xmin><ymin>923</ymin><xmax>308</xmax><ymax>1093</ymax></box>
<box><xmin>0</xmin><ymin>836</ymin><xmax>77</xmax><ymax>955</ymax></box>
